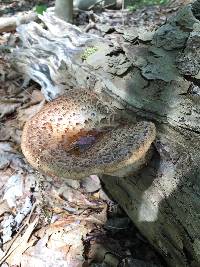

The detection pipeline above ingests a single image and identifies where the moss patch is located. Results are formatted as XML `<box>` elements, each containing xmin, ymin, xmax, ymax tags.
<box><xmin>81</xmin><ymin>46</ymin><xmax>98</xmax><ymax>61</ymax></box>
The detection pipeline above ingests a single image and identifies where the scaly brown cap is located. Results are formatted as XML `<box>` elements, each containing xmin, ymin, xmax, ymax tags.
<box><xmin>21</xmin><ymin>90</ymin><xmax>156</xmax><ymax>179</ymax></box>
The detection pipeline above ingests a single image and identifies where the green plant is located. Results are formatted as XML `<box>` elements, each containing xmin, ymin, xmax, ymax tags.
<box><xmin>35</xmin><ymin>4</ymin><xmax>47</xmax><ymax>15</ymax></box>
<box><xmin>81</xmin><ymin>46</ymin><xmax>98</xmax><ymax>61</ymax></box>
<box><xmin>127</xmin><ymin>0</ymin><xmax>169</xmax><ymax>11</ymax></box>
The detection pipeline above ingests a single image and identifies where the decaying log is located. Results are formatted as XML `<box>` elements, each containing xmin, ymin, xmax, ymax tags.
<box><xmin>0</xmin><ymin>11</ymin><xmax>38</xmax><ymax>33</ymax></box>
<box><xmin>102</xmin><ymin>125</ymin><xmax>200</xmax><ymax>267</ymax></box>
<box><xmin>12</xmin><ymin>1</ymin><xmax>200</xmax><ymax>266</ymax></box>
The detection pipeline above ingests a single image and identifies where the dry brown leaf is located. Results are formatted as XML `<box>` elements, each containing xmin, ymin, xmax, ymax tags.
<box><xmin>83</xmin><ymin>204</ymin><xmax>108</xmax><ymax>225</ymax></box>
<box><xmin>0</xmin><ymin>200</ymin><xmax>11</xmax><ymax>217</ymax></box>
<box><xmin>17</xmin><ymin>99</ymin><xmax>45</xmax><ymax>127</ymax></box>
<box><xmin>3</xmin><ymin>120</ymin><xmax>22</xmax><ymax>144</ymax></box>
<box><xmin>30</xmin><ymin>90</ymin><xmax>45</xmax><ymax>104</ymax></box>
<box><xmin>0</xmin><ymin>102</ymin><xmax>21</xmax><ymax>118</ymax></box>
<box><xmin>4</xmin><ymin>82</ymin><xmax>19</xmax><ymax>95</ymax></box>
<box><xmin>21</xmin><ymin>221</ymin><xmax>88</xmax><ymax>267</ymax></box>
<box><xmin>58</xmin><ymin>185</ymin><xmax>98</xmax><ymax>207</ymax></box>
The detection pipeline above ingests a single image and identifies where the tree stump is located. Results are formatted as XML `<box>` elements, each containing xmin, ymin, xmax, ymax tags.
<box><xmin>12</xmin><ymin>2</ymin><xmax>200</xmax><ymax>266</ymax></box>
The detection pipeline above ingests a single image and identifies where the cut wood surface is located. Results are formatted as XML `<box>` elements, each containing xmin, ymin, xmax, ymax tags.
<box><xmin>12</xmin><ymin>2</ymin><xmax>200</xmax><ymax>266</ymax></box>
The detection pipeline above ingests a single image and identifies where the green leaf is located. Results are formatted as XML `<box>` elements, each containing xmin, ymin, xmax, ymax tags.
<box><xmin>35</xmin><ymin>4</ymin><xmax>47</xmax><ymax>15</ymax></box>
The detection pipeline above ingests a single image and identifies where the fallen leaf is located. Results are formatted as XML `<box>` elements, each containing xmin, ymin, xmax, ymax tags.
<box><xmin>84</xmin><ymin>205</ymin><xmax>107</xmax><ymax>225</ymax></box>
<box><xmin>0</xmin><ymin>200</ymin><xmax>10</xmax><ymax>217</ymax></box>
<box><xmin>5</xmin><ymin>218</ymin><xmax>39</xmax><ymax>266</ymax></box>
<box><xmin>30</xmin><ymin>90</ymin><xmax>45</xmax><ymax>104</ymax></box>
<box><xmin>0</xmin><ymin>102</ymin><xmax>21</xmax><ymax>119</ymax></box>
<box><xmin>58</xmin><ymin>185</ymin><xmax>97</xmax><ymax>207</ymax></box>
<box><xmin>3</xmin><ymin>120</ymin><xmax>23</xmax><ymax>144</ymax></box>
<box><xmin>21</xmin><ymin>220</ymin><xmax>87</xmax><ymax>267</ymax></box>
<box><xmin>17</xmin><ymin>99</ymin><xmax>45</xmax><ymax>126</ymax></box>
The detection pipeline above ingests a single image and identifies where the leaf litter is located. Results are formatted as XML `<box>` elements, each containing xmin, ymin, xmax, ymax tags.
<box><xmin>0</xmin><ymin>1</ymin><xmax>178</xmax><ymax>266</ymax></box>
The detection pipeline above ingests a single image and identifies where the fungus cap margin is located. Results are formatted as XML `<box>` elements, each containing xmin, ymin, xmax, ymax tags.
<box><xmin>21</xmin><ymin>91</ymin><xmax>156</xmax><ymax>179</ymax></box>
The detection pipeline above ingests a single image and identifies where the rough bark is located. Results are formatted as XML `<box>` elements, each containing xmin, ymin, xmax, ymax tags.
<box><xmin>12</xmin><ymin>1</ymin><xmax>200</xmax><ymax>266</ymax></box>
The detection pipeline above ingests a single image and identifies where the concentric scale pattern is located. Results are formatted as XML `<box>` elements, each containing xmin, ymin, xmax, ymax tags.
<box><xmin>21</xmin><ymin>89</ymin><xmax>156</xmax><ymax>179</ymax></box>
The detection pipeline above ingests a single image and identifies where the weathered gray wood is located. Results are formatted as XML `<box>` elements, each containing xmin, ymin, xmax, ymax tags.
<box><xmin>12</xmin><ymin>2</ymin><xmax>200</xmax><ymax>266</ymax></box>
<box><xmin>13</xmin><ymin>5</ymin><xmax>200</xmax><ymax>132</ymax></box>
<box><xmin>0</xmin><ymin>11</ymin><xmax>37</xmax><ymax>33</ymax></box>
<box><xmin>102</xmin><ymin>125</ymin><xmax>200</xmax><ymax>267</ymax></box>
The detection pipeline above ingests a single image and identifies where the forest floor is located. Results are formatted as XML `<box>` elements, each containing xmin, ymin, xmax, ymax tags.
<box><xmin>0</xmin><ymin>1</ymin><xmax>191</xmax><ymax>266</ymax></box>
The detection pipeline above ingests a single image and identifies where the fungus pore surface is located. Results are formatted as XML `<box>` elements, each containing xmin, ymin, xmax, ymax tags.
<box><xmin>21</xmin><ymin>89</ymin><xmax>156</xmax><ymax>179</ymax></box>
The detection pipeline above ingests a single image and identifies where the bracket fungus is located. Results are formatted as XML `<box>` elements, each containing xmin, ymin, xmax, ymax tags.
<box><xmin>21</xmin><ymin>90</ymin><xmax>156</xmax><ymax>179</ymax></box>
